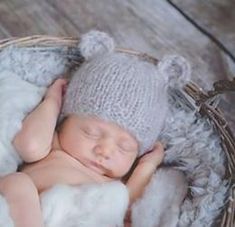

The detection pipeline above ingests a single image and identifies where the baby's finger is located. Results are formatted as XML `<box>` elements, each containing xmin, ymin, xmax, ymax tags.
<box><xmin>55</xmin><ymin>78</ymin><xmax>68</xmax><ymax>86</ymax></box>
<box><xmin>153</xmin><ymin>142</ymin><xmax>164</xmax><ymax>151</ymax></box>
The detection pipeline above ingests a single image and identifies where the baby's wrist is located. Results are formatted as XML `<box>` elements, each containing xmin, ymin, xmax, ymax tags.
<box><xmin>44</xmin><ymin>96</ymin><xmax>62</xmax><ymax>113</ymax></box>
<box><xmin>135</xmin><ymin>161</ymin><xmax>157</xmax><ymax>173</ymax></box>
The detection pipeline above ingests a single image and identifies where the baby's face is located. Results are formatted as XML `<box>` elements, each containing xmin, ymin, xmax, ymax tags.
<box><xmin>58</xmin><ymin>114</ymin><xmax>138</xmax><ymax>178</ymax></box>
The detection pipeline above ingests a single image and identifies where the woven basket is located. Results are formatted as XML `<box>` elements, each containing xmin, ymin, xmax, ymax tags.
<box><xmin>0</xmin><ymin>35</ymin><xmax>234</xmax><ymax>227</ymax></box>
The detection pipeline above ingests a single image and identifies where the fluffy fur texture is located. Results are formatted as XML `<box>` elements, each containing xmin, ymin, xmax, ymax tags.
<box><xmin>0</xmin><ymin>71</ymin><xmax>45</xmax><ymax>175</ymax></box>
<box><xmin>41</xmin><ymin>181</ymin><xmax>129</xmax><ymax>227</ymax></box>
<box><xmin>0</xmin><ymin>46</ymin><xmax>68</xmax><ymax>86</ymax></box>
<box><xmin>132</xmin><ymin>168</ymin><xmax>188</xmax><ymax>227</ymax></box>
<box><xmin>0</xmin><ymin>195</ymin><xmax>14</xmax><ymax>227</ymax></box>
<box><xmin>0</xmin><ymin>32</ymin><xmax>227</xmax><ymax>227</ymax></box>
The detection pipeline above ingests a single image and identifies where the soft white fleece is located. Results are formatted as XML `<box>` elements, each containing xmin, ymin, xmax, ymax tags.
<box><xmin>41</xmin><ymin>181</ymin><xmax>129</xmax><ymax>227</ymax></box>
<box><xmin>0</xmin><ymin>71</ymin><xmax>45</xmax><ymax>175</ymax></box>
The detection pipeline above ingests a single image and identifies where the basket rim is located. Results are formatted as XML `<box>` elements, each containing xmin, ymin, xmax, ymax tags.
<box><xmin>0</xmin><ymin>35</ymin><xmax>79</xmax><ymax>49</ymax></box>
<box><xmin>0</xmin><ymin>34</ymin><xmax>234</xmax><ymax>226</ymax></box>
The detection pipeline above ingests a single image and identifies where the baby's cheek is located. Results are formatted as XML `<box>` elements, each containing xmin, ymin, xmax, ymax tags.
<box><xmin>117</xmin><ymin>157</ymin><xmax>134</xmax><ymax>176</ymax></box>
<box><xmin>64</xmin><ymin>138</ymin><xmax>87</xmax><ymax>157</ymax></box>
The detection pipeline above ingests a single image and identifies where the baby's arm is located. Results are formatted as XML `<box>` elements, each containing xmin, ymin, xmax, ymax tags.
<box><xmin>126</xmin><ymin>142</ymin><xmax>164</xmax><ymax>205</ymax></box>
<box><xmin>13</xmin><ymin>78</ymin><xmax>67</xmax><ymax>163</ymax></box>
<box><xmin>0</xmin><ymin>172</ymin><xmax>44</xmax><ymax>227</ymax></box>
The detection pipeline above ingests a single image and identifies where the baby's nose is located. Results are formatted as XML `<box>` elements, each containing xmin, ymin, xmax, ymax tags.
<box><xmin>93</xmin><ymin>142</ymin><xmax>114</xmax><ymax>159</ymax></box>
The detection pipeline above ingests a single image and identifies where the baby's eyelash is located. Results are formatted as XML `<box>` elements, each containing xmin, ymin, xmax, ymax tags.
<box><xmin>118</xmin><ymin>144</ymin><xmax>133</xmax><ymax>152</ymax></box>
<box><xmin>83</xmin><ymin>128</ymin><xmax>101</xmax><ymax>138</ymax></box>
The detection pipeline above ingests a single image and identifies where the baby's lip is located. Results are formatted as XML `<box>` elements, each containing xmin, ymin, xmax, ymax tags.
<box><xmin>88</xmin><ymin>160</ymin><xmax>108</xmax><ymax>174</ymax></box>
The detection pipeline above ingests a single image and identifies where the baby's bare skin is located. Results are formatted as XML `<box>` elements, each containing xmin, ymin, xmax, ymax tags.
<box><xmin>21</xmin><ymin>134</ymin><xmax>164</xmax><ymax>195</ymax></box>
<box><xmin>21</xmin><ymin>136</ymin><xmax>164</xmax><ymax>198</ymax></box>
<box><xmin>21</xmin><ymin>132</ymin><xmax>113</xmax><ymax>193</ymax></box>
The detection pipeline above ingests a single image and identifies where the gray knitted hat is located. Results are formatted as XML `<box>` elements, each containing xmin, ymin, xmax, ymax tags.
<box><xmin>62</xmin><ymin>30</ymin><xmax>191</xmax><ymax>156</ymax></box>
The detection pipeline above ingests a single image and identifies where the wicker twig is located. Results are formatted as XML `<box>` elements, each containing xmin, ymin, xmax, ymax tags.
<box><xmin>207</xmin><ymin>79</ymin><xmax>235</xmax><ymax>99</ymax></box>
<box><xmin>0</xmin><ymin>35</ymin><xmax>79</xmax><ymax>49</ymax></box>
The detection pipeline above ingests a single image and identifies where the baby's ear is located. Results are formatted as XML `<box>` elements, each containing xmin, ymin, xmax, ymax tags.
<box><xmin>79</xmin><ymin>30</ymin><xmax>115</xmax><ymax>61</ymax></box>
<box><xmin>157</xmin><ymin>55</ymin><xmax>191</xmax><ymax>88</ymax></box>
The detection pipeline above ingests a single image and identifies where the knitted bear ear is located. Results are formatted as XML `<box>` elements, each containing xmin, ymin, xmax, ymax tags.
<box><xmin>157</xmin><ymin>55</ymin><xmax>191</xmax><ymax>88</ymax></box>
<box><xmin>78</xmin><ymin>30</ymin><xmax>115</xmax><ymax>61</ymax></box>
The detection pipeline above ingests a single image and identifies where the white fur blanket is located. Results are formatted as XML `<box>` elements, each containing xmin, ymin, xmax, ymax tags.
<box><xmin>0</xmin><ymin>46</ymin><xmax>228</xmax><ymax>227</ymax></box>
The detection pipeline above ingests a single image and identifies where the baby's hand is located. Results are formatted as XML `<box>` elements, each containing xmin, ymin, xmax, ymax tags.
<box><xmin>125</xmin><ymin>142</ymin><xmax>165</xmax><ymax>206</ymax></box>
<box><xmin>138</xmin><ymin>142</ymin><xmax>165</xmax><ymax>169</ymax></box>
<box><xmin>45</xmin><ymin>78</ymin><xmax>67</xmax><ymax>108</ymax></box>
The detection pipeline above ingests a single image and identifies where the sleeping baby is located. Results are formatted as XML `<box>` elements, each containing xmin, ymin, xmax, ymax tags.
<box><xmin>0</xmin><ymin>30</ymin><xmax>189</xmax><ymax>227</ymax></box>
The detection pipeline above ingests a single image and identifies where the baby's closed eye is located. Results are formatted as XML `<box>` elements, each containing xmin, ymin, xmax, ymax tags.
<box><xmin>118</xmin><ymin>142</ymin><xmax>136</xmax><ymax>152</ymax></box>
<box><xmin>82</xmin><ymin>127</ymin><xmax>101</xmax><ymax>138</ymax></box>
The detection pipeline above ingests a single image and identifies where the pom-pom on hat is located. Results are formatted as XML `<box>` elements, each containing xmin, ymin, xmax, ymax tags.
<box><xmin>62</xmin><ymin>30</ymin><xmax>191</xmax><ymax>155</ymax></box>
